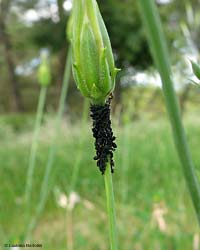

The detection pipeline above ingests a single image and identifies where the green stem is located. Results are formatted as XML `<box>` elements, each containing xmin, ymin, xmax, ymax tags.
<box><xmin>25</xmin><ymin>47</ymin><xmax>72</xmax><ymax>239</ymax></box>
<box><xmin>121</xmin><ymin>124</ymin><xmax>130</xmax><ymax>203</ymax></box>
<box><xmin>65</xmin><ymin>99</ymin><xmax>89</xmax><ymax>250</ymax></box>
<box><xmin>68</xmin><ymin>99</ymin><xmax>89</xmax><ymax>194</ymax></box>
<box><xmin>138</xmin><ymin>0</ymin><xmax>200</xmax><ymax>222</ymax></box>
<box><xmin>66</xmin><ymin>208</ymin><xmax>74</xmax><ymax>250</ymax></box>
<box><xmin>104</xmin><ymin>165</ymin><xmax>118</xmax><ymax>250</ymax></box>
<box><xmin>36</xmin><ymin>47</ymin><xmax>71</xmax><ymax>215</ymax></box>
<box><xmin>25</xmin><ymin>86</ymin><xmax>47</xmax><ymax>205</ymax></box>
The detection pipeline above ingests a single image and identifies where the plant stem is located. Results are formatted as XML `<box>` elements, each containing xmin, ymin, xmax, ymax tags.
<box><xmin>25</xmin><ymin>47</ymin><xmax>72</xmax><ymax>239</ymax></box>
<box><xmin>121</xmin><ymin>124</ymin><xmax>130</xmax><ymax>203</ymax></box>
<box><xmin>25</xmin><ymin>85</ymin><xmax>47</xmax><ymax>206</ymax></box>
<box><xmin>66</xmin><ymin>208</ymin><xmax>73</xmax><ymax>250</ymax></box>
<box><xmin>68</xmin><ymin>99</ymin><xmax>89</xmax><ymax>194</ymax></box>
<box><xmin>104</xmin><ymin>165</ymin><xmax>118</xmax><ymax>250</ymax></box>
<box><xmin>65</xmin><ymin>99</ymin><xmax>89</xmax><ymax>250</ymax></box>
<box><xmin>138</xmin><ymin>0</ymin><xmax>200</xmax><ymax>222</ymax></box>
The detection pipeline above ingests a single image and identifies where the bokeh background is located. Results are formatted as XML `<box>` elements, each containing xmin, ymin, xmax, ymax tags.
<box><xmin>0</xmin><ymin>0</ymin><xmax>200</xmax><ymax>249</ymax></box>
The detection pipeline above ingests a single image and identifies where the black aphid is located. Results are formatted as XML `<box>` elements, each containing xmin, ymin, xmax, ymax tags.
<box><xmin>90</xmin><ymin>95</ymin><xmax>117</xmax><ymax>174</ymax></box>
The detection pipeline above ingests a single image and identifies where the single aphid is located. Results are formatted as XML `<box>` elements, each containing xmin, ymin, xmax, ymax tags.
<box><xmin>71</xmin><ymin>0</ymin><xmax>120</xmax><ymax>174</ymax></box>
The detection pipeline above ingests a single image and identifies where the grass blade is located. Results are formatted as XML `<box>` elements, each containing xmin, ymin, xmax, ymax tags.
<box><xmin>25</xmin><ymin>47</ymin><xmax>72</xmax><ymax>238</ymax></box>
<box><xmin>25</xmin><ymin>86</ymin><xmax>47</xmax><ymax>206</ymax></box>
<box><xmin>68</xmin><ymin>99</ymin><xmax>89</xmax><ymax>194</ymax></box>
<box><xmin>138</xmin><ymin>0</ymin><xmax>200</xmax><ymax>222</ymax></box>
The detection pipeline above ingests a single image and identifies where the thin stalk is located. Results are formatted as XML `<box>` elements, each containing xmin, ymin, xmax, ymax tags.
<box><xmin>121</xmin><ymin>123</ymin><xmax>130</xmax><ymax>203</ymax></box>
<box><xmin>66</xmin><ymin>208</ymin><xmax>73</xmax><ymax>250</ymax></box>
<box><xmin>104</xmin><ymin>165</ymin><xmax>118</xmax><ymax>250</ymax></box>
<box><xmin>68</xmin><ymin>99</ymin><xmax>89</xmax><ymax>193</ymax></box>
<box><xmin>138</xmin><ymin>0</ymin><xmax>200</xmax><ymax>222</ymax></box>
<box><xmin>66</xmin><ymin>99</ymin><xmax>89</xmax><ymax>250</ymax></box>
<box><xmin>25</xmin><ymin>86</ymin><xmax>47</xmax><ymax>205</ymax></box>
<box><xmin>25</xmin><ymin>47</ymin><xmax>72</xmax><ymax>239</ymax></box>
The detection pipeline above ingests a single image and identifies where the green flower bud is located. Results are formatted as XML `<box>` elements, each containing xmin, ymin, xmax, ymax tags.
<box><xmin>38</xmin><ymin>54</ymin><xmax>51</xmax><ymax>86</ymax></box>
<box><xmin>71</xmin><ymin>0</ymin><xmax>120</xmax><ymax>104</ymax></box>
<box><xmin>66</xmin><ymin>14</ymin><xmax>73</xmax><ymax>42</ymax></box>
<box><xmin>190</xmin><ymin>60</ymin><xmax>200</xmax><ymax>80</ymax></box>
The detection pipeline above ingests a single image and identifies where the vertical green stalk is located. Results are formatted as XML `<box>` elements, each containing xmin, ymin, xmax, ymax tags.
<box><xmin>66</xmin><ymin>99</ymin><xmax>89</xmax><ymax>250</ymax></box>
<box><xmin>25</xmin><ymin>47</ymin><xmax>71</xmax><ymax>239</ymax></box>
<box><xmin>104</xmin><ymin>165</ymin><xmax>118</xmax><ymax>250</ymax></box>
<box><xmin>66</xmin><ymin>208</ymin><xmax>73</xmax><ymax>250</ymax></box>
<box><xmin>121</xmin><ymin>124</ymin><xmax>130</xmax><ymax>203</ymax></box>
<box><xmin>36</xmin><ymin>47</ymin><xmax>71</xmax><ymax>216</ymax></box>
<box><xmin>25</xmin><ymin>85</ymin><xmax>47</xmax><ymax>205</ymax></box>
<box><xmin>68</xmin><ymin>99</ymin><xmax>89</xmax><ymax>193</ymax></box>
<box><xmin>138</xmin><ymin>0</ymin><xmax>200</xmax><ymax>222</ymax></box>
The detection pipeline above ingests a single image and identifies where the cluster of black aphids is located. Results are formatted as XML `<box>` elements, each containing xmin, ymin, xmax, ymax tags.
<box><xmin>90</xmin><ymin>96</ymin><xmax>117</xmax><ymax>174</ymax></box>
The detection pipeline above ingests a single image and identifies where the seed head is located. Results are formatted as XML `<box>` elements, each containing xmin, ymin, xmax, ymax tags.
<box><xmin>71</xmin><ymin>0</ymin><xmax>120</xmax><ymax>104</ymax></box>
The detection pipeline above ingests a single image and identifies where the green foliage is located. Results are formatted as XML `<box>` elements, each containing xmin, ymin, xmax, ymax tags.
<box><xmin>0</xmin><ymin>114</ymin><xmax>34</xmax><ymax>132</ymax></box>
<box><xmin>0</xmin><ymin>115</ymin><xmax>199</xmax><ymax>248</ymax></box>
<box><xmin>30</xmin><ymin>19</ymin><xmax>68</xmax><ymax>52</ymax></box>
<box><xmin>139</xmin><ymin>0</ymin><xmax>200</xmax><ymax>223</ymax></box>
<box><xmin>98</xmin><ymin>0</ymin><xmax>152</xmax><ymax>68</ymax></box>
<box><xmin>2</xmin><ymin>0</ymin><xmax>200</xmax><ymax>112</ymax></box>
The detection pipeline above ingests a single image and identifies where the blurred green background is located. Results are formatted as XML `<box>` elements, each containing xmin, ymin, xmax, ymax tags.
<box><xmin>0</xmin><ymin>0</ymin><xmax>200</xmax><ymax>249</ymax></box>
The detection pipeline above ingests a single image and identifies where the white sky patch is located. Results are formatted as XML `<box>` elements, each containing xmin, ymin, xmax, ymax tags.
<box><xmin>14</xmin><ymin>0</ymin><xmax>72</xmax><ymax>25</ymax></box>
<box><xmin>24</xmin><ymin>9</ymin><xmax>40</xmax><ymax>22</ymax></box>
<box><xmin>49</xmin><ymin>3</ymin><xmax>59</xmax><ymax>22</ymax></box>
<box><xmin>63</xmin><ymin>0</ymin><xmax>72</xmax><ymax>12</ymax></box>
<box><xmin>132</xmin><ymin>72</ymin><xmax>162</xmax><ymax>87</ymax></box>
<box><xmin>22</xmin><ymin>2</ymin><xmax>59</xmax><ymax>24</ymax></box>
<box><xmin>16</xmin><ymin>58</ymin><xmax>40</xmax><ymax>76</ymax></box>
<box><xmin>157</xmin><ymin>0</ymin><xmax>173</xmax><ymax>4</ymax></box>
